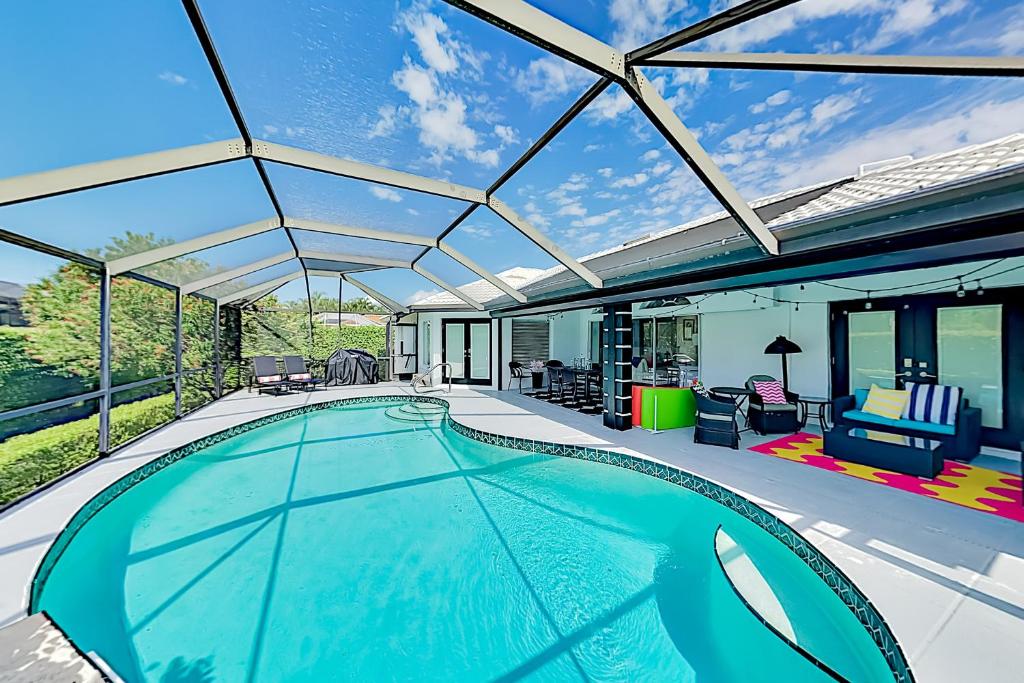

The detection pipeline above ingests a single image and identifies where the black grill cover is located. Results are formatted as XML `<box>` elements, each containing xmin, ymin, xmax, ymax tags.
<box><xmin>324</xmin><ymin>348</ymin><xmax>379</xmax><ymax>386</ymax></box>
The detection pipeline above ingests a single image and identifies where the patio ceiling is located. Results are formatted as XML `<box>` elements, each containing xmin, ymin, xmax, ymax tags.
<box><xmin>0</xmin><ymin>1</ymin><xmax>1021</xmax><ymax>312</ymax></box>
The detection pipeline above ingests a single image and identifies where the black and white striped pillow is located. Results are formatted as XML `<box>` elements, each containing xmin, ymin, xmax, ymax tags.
<box><xmin>902</xmin><ymin>383</ymin><xmax>960</xmax><ymax>426</ymax></box>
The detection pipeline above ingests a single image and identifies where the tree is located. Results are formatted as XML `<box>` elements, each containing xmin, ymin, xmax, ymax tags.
<box><xmin>20</xmin><ymin>232</ymin><xmax>214</xmax><ymax>384</ymax></box>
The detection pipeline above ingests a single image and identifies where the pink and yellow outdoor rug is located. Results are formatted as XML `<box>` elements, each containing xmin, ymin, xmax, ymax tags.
<box><xmin>749</xmin><ymin>433</ymin><xmax>1024</xmax><ymax>523</ymax></box>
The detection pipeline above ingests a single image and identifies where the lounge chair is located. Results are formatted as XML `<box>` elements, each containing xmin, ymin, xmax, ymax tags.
<box><xmin>745</xmin><ymin>374</ymin><xmax>800</xmax><ymax>435</ymax></box>
<box><xmin>283</xmin><ymin>355</ymin><xmax>324</xmax><ymax>391</ymax></box>
<box><xmin>251</xmin><ymin>356</ymin><xmax>292</xmax><ymax>395</ymax></box>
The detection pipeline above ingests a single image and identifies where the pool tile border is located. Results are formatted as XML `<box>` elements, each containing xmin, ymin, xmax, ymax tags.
<box><xmin>30</xmin><ymin>395</ymin><xmax>913</xmax><ymax>683</ymax></box>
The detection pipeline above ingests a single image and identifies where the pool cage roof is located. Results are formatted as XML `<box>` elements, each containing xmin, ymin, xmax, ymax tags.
<box><xmin>2</xmin><ymin>0</ymin><xmax>1024</xmax><ymax>316</ymax></box>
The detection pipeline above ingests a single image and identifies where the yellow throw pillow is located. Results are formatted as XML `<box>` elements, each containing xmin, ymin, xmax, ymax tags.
<box><xmin>862</xmin><ymin>384</ymin><xmax>910</xmax><ymax>420</ymax></box>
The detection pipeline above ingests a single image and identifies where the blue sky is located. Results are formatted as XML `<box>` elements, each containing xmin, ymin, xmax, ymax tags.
<box><xmin>2</xmin><ymin>0</ymin><xmax>1023</xmax><ymax>305</ymax></box>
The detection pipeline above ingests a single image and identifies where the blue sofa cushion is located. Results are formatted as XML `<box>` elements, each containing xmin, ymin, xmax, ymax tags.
<box><xmin>842</xmin><ymin>409</ymin><xmax>956</xmax><ymax>436</ymax></box>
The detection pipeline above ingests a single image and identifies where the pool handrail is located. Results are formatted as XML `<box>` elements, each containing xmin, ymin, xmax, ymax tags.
<box><xmin>411</xmin><ymin>363</ymin><xmax>452</xmax><ymax>394</ymax></box>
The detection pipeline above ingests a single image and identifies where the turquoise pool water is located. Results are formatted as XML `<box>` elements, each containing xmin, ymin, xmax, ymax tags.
<box><xmin>37</xmin><ymin>401</ymin><xmax>894</xmax><ymax>682</ymax></box>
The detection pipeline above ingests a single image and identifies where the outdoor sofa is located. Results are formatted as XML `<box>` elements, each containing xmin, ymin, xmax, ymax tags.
<box><xmin>832</xmin><ymin>387</ymin><xmax>981</xmax><ymax>461</ymax></box>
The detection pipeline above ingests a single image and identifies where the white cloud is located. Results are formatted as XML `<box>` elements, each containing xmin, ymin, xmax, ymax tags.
<box><xmin>158</xmin><ymin>71</ymin><xmax>188</xmax><ymax>86</ymax></box>
<box><xmin>587</xmin><ymin>88</ymin><xmax>633</xmax><ymax>121</ymax></box>
<box><xmin>527</xmin><ymin>212</ymin><xmax>551</xmax><ymax>229</ymax></box>
<box><xmin>861</xmin><ymin>0</ymin><xmax>967</xmax><ymax>52</ymax></box>
<box><xmin>609</xmin><ymin>0</ymin><xmax>691</xmax><ymax>51</ymax></box>
<box><xmin>750</xmin><ymin>89</ymin><xmax>792</xmax><ymax>114</ymax></box>
<box><xmin>583</xmin><ymin>143</ymin><xmax>603</xmax><ymax>153</ymax></box>
<box><xmin>598</xmin><ymin>167</ymin><xmax>614</xmax><ymax>178</ymax></box>
<box><xmin>556</xmin><ymin>202</ymin><xmax>587</xmax><ymax>217</ymax></box>
<box><xmin>571</xmin><ymin>208</ymin><xmax>622</xmax><ymax>228</ymax></box>
<box><xmin>393</xmin><ymin>59</ymin><xmax>439</xmax><ymax>108</ymax></box>
<box><xmin>388</xmin><ymin>7</ymin><xmax>496</xmax><ymax>168</ymax></box>
<box><xmin>467</xmin><ymin>147</ymin><xmax>500</xmax><ymax>167</ymax></box>
<box><xmin>706</xmin><ymin>0</ymin><xmax>887</xmax><ymax>51</ymax></box>
<box><xmin>369</xmin><ymin>105</ymin><xmax>399</xmax><ymax>139</ymax></box>
<box><xmin>262</xmin><ymin>124</ymin><xmax>279</xmax><ymax>136</ymax></box>
<box><xmin>370</xmin><ymin>186</ymin><xmax>403</xmax><ymax>202</ymax></box>
<box><xmin>782</xmin><ymin>94</ymin><xmax>1024</xmax><ymax>188</ymax></box>
<box><xmin>641</xmin><ymin>149</ymin><xmax>661</xmax><ymax>162</ymax></box>
<box><xmin>400</xmin><ymin>11</ymin><xmax>459</xmax><ymax>73</ymax></box>
<box><xmin>407</xmin><ymin>208</ymin><xmax>420</xmax><ymax>216</ymax></box>
<box><xmin>405</xmin><ymin>289</ymin><xmax>442</xmax><ymax>305</ymax></box>
<box><xmin>511</xmin><ymin>56</ymin><xmax>592</xmax><ymax>105</ymax></box>
<box><xmin>494</xmin><ymin>124</ymin><xmax>518</xmax><ymax>145</ymax></box>
<box><xmin>650</xmin><ymin>160</ymin><xmax>672</xmax><ymax>176</ymax></box>
<box><xmin>610</xmin><ymin>172</ymin><xmax>649</xmax><ymax>189</ymax></box>
<box><xmin>461</xmin><ymin>224</ymin><xmax>493</xmax><ymax>239</ymax></box>
<box><xmin>996</xmin><ymin>12</ymin><xmax>1024</xmax><ymax>54</ymax></box>
<box><xmin>809</xmin><ymin>91</ymin><xmax>863</xmax><ymax>132</ymax></box>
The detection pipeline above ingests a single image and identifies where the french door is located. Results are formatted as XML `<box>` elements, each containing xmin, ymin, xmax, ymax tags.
<box><xmin>831</xmin><ymin>287</ymin><xmax>1023</xmax><ymax>448</ymax></box>
<box><xmin>441</xmin><ymin>319</ymin><xmax>491</xmax><ymax>385</ymax></box>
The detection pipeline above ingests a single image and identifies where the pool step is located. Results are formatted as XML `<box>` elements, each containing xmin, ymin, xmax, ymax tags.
<box><xmin>384</xmin><ymin>402</ymin><xmax>447</xmax><ymax>423</ymax></box>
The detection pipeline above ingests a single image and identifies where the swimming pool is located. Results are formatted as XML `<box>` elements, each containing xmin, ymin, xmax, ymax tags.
<box><xmin>33</xmin><ymin>398</ymin><xmax>907</xmax><ymax>682</ymax></box>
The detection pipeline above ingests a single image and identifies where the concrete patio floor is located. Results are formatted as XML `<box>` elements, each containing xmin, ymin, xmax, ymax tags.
<box><xmin>0</xmin><ymin>384</ymin><xmax>1020</xmax><ymax>682</ymax></box>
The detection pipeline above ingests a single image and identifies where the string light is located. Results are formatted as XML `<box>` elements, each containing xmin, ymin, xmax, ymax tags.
<box><xmin>865</xmin><ymin>291</ymin><xmax>872</xmax><ymax>310</ymax></box>
<box><xmin>955</xmin><ymin>278</ymin><xmax>966</xmax><ymax>298</ymax></box>
<box><xmin>976</xmin><ymin>280</ymin><xmax>985</xmax><ymax>296</ymax></box>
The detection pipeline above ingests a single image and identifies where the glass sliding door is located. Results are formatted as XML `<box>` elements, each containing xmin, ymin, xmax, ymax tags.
<box><xmin>443</xmin><ymin>323</ymin><xmax>465</xmax><ymax>381</ymax></box>
<box><xmin>847</xmin><ymin>310</ymin><xmax>896</xmax><ymax>390</ymax></box>
<box><xmin>469</xmin><ymin>323</ymin><xmax>490</xmax><ymax>381</ymax></box>
<box><xmin>937</xmin><ymin>305</ymin><xmax>1003</xmax><ymax>429</ymax></box>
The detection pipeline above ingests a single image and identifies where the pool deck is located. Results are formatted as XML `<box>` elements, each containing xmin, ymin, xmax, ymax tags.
<box><xmin>0</xmin><ymin>384</ymin><xmax>1020</xmax><ymax>682</ymax></box>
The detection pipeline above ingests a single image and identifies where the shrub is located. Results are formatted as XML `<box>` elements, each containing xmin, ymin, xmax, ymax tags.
<box><xmin>0</xmin><ymin>392</ymin><xmax>176</xmax><ymax>506</ymax></box>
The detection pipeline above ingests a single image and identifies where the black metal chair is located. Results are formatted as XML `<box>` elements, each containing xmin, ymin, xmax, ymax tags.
<box><xmin>508</xmin><ymin>361</ymin><xmax>527</xmax><ymax>393</ymax></box>
<box><xmin>544</xmin><ymin>360</ymin><xmax>564</xmax><ymax>401</ymax></box>
<box><xmin>694</xmin><ymin>392</ymin><xmax>740</xmax><ymax>449</ymax></box>
<box><xmin>250</xmin><ymin>356</ymin><xmax>292</xmax><ymax>395</ymax></box>
<box><xmin>283</xmin><ymin>355</ymin><xmax>324</xmax><ymax>391</ymax></box>
<box><xmin>745</xmin><ymin>374</ymin><xmax>801</xmax><ymax>435</ymax></box>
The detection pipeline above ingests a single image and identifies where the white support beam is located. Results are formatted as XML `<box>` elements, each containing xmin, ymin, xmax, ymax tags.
<box><xmin>486</xmin><ymin>197</ymin><xmax>603</xmax><ymax>288</ymax></box>
<box><xmin>0</xmin><ymin>138</ymin><xmax>248</xmax><ymax>207</ymax></box>
<box><xmin>181</xmin><ymin>251</ymin><xmax>295</xmax><ymax>295</ymax></box>
<box><xmin>253</xmin><ymin>140</ymin><xmax>486</xmax><ymax>204</ymax></box>
<box><xmin>622</xmin><ymin>67</ymin><xmax>779</xmax><ymax>256</ymax></box>
<box><xmin>217</xmin><ymin>271</ymin><xmax>303</xmax><ymax>305</ymax></box>
<box><xmin>107</xmin><ymin>217</ymin><xmax>282</xmax><ymax>275</ymax></box>
<box><xmin>341</xmin><ymin>274</ymin><xmax>409</xmax><ymax>314</ymax></box>
<box><xmin>438</xmin><ymin>242</ymin><xmax>526</xmax><ymax>303</ymax></box>
<box><xmin>636</xmin><ymin>51</ymin><xmax>1024</xmax><ymax>77</ymax></box>
<box><xmin>412</xmin><ymin>263</ymin><xmax>485</xmax><ymax>311</ymax></box>
<box><xmin>298</xmin><ymin>250</ymin><xmax>412</xmax><ymax>269</ymax></box>
<box><xmin>444</xmin><ymin>0</ymin><xmax>624</xmax><ymax>80</ymax></box>
<box><xmin>306</xmin><ymin>268</ymin><xmax>378</xmax><ymax>278</ymax></box>
<box><xmin>285</xmin><ymin>216</ymin><xmax>436</xmax><ymax>247</ymax></box>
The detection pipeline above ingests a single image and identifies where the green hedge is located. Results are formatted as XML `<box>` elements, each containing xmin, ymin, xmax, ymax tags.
<box><xmin>0</xmin><ymin>392</ymin><xmax>176</xmax><ymax>506</ymax></box>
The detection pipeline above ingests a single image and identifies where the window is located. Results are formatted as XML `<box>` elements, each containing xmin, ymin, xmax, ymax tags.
<box><xmin>512</xmin><ymin>319</ymin><xmax>549</xmax><ymax>365</ymax></box>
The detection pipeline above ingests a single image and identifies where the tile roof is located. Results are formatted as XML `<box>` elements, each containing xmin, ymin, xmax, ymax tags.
<box><xmin>412</xmin><ymin>267</ymin><xmax>546</xmax><ymax>307</ymax></box>
<box><xmin>768</xmin><ymin>133</ymin><xmax>1024</xmax><ymax>226</ymax></box>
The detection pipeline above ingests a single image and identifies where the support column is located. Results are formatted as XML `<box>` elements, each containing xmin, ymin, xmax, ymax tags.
<box><xmin>602</xmin><ymin>303</ymin><xmax>632</xmax><ymax>430</ymax></box>
<box><xmin>98</xmin><ymin>268</ymin><xmax>112</xmax><ymax>454</ymax></box>
<box><xmin>214</xmin><ymin>301</ymin><xmax>222</xmax><ymax>398</ymax></box>
<box><xmin>174</xmin><ymin>289</ymin><xmax>183</xmax><ymax>417</ymax></box>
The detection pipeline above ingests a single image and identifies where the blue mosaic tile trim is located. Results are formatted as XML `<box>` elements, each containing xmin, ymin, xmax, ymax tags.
<box><xmin>31</xmin><ymin>394</ymin><xmax>911</xmax><ymax>682</ymax></box>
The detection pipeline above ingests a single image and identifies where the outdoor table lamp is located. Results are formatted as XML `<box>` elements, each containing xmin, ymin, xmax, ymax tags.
<box><xmin>764</xmin><ymin>336</ymin><xmax>802</xmax><ymax>390</ymax></box>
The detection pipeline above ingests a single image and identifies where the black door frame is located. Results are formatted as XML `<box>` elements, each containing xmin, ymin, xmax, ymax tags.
<box><xmin>441</xmin><ymin>318</ymin><xmax>492</xmax><ymax>385</ymax></box>
<box><xmin>830</xmin><ymin>285</ymin><xmax>1023</xmax><ymax>449</ymax></box>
